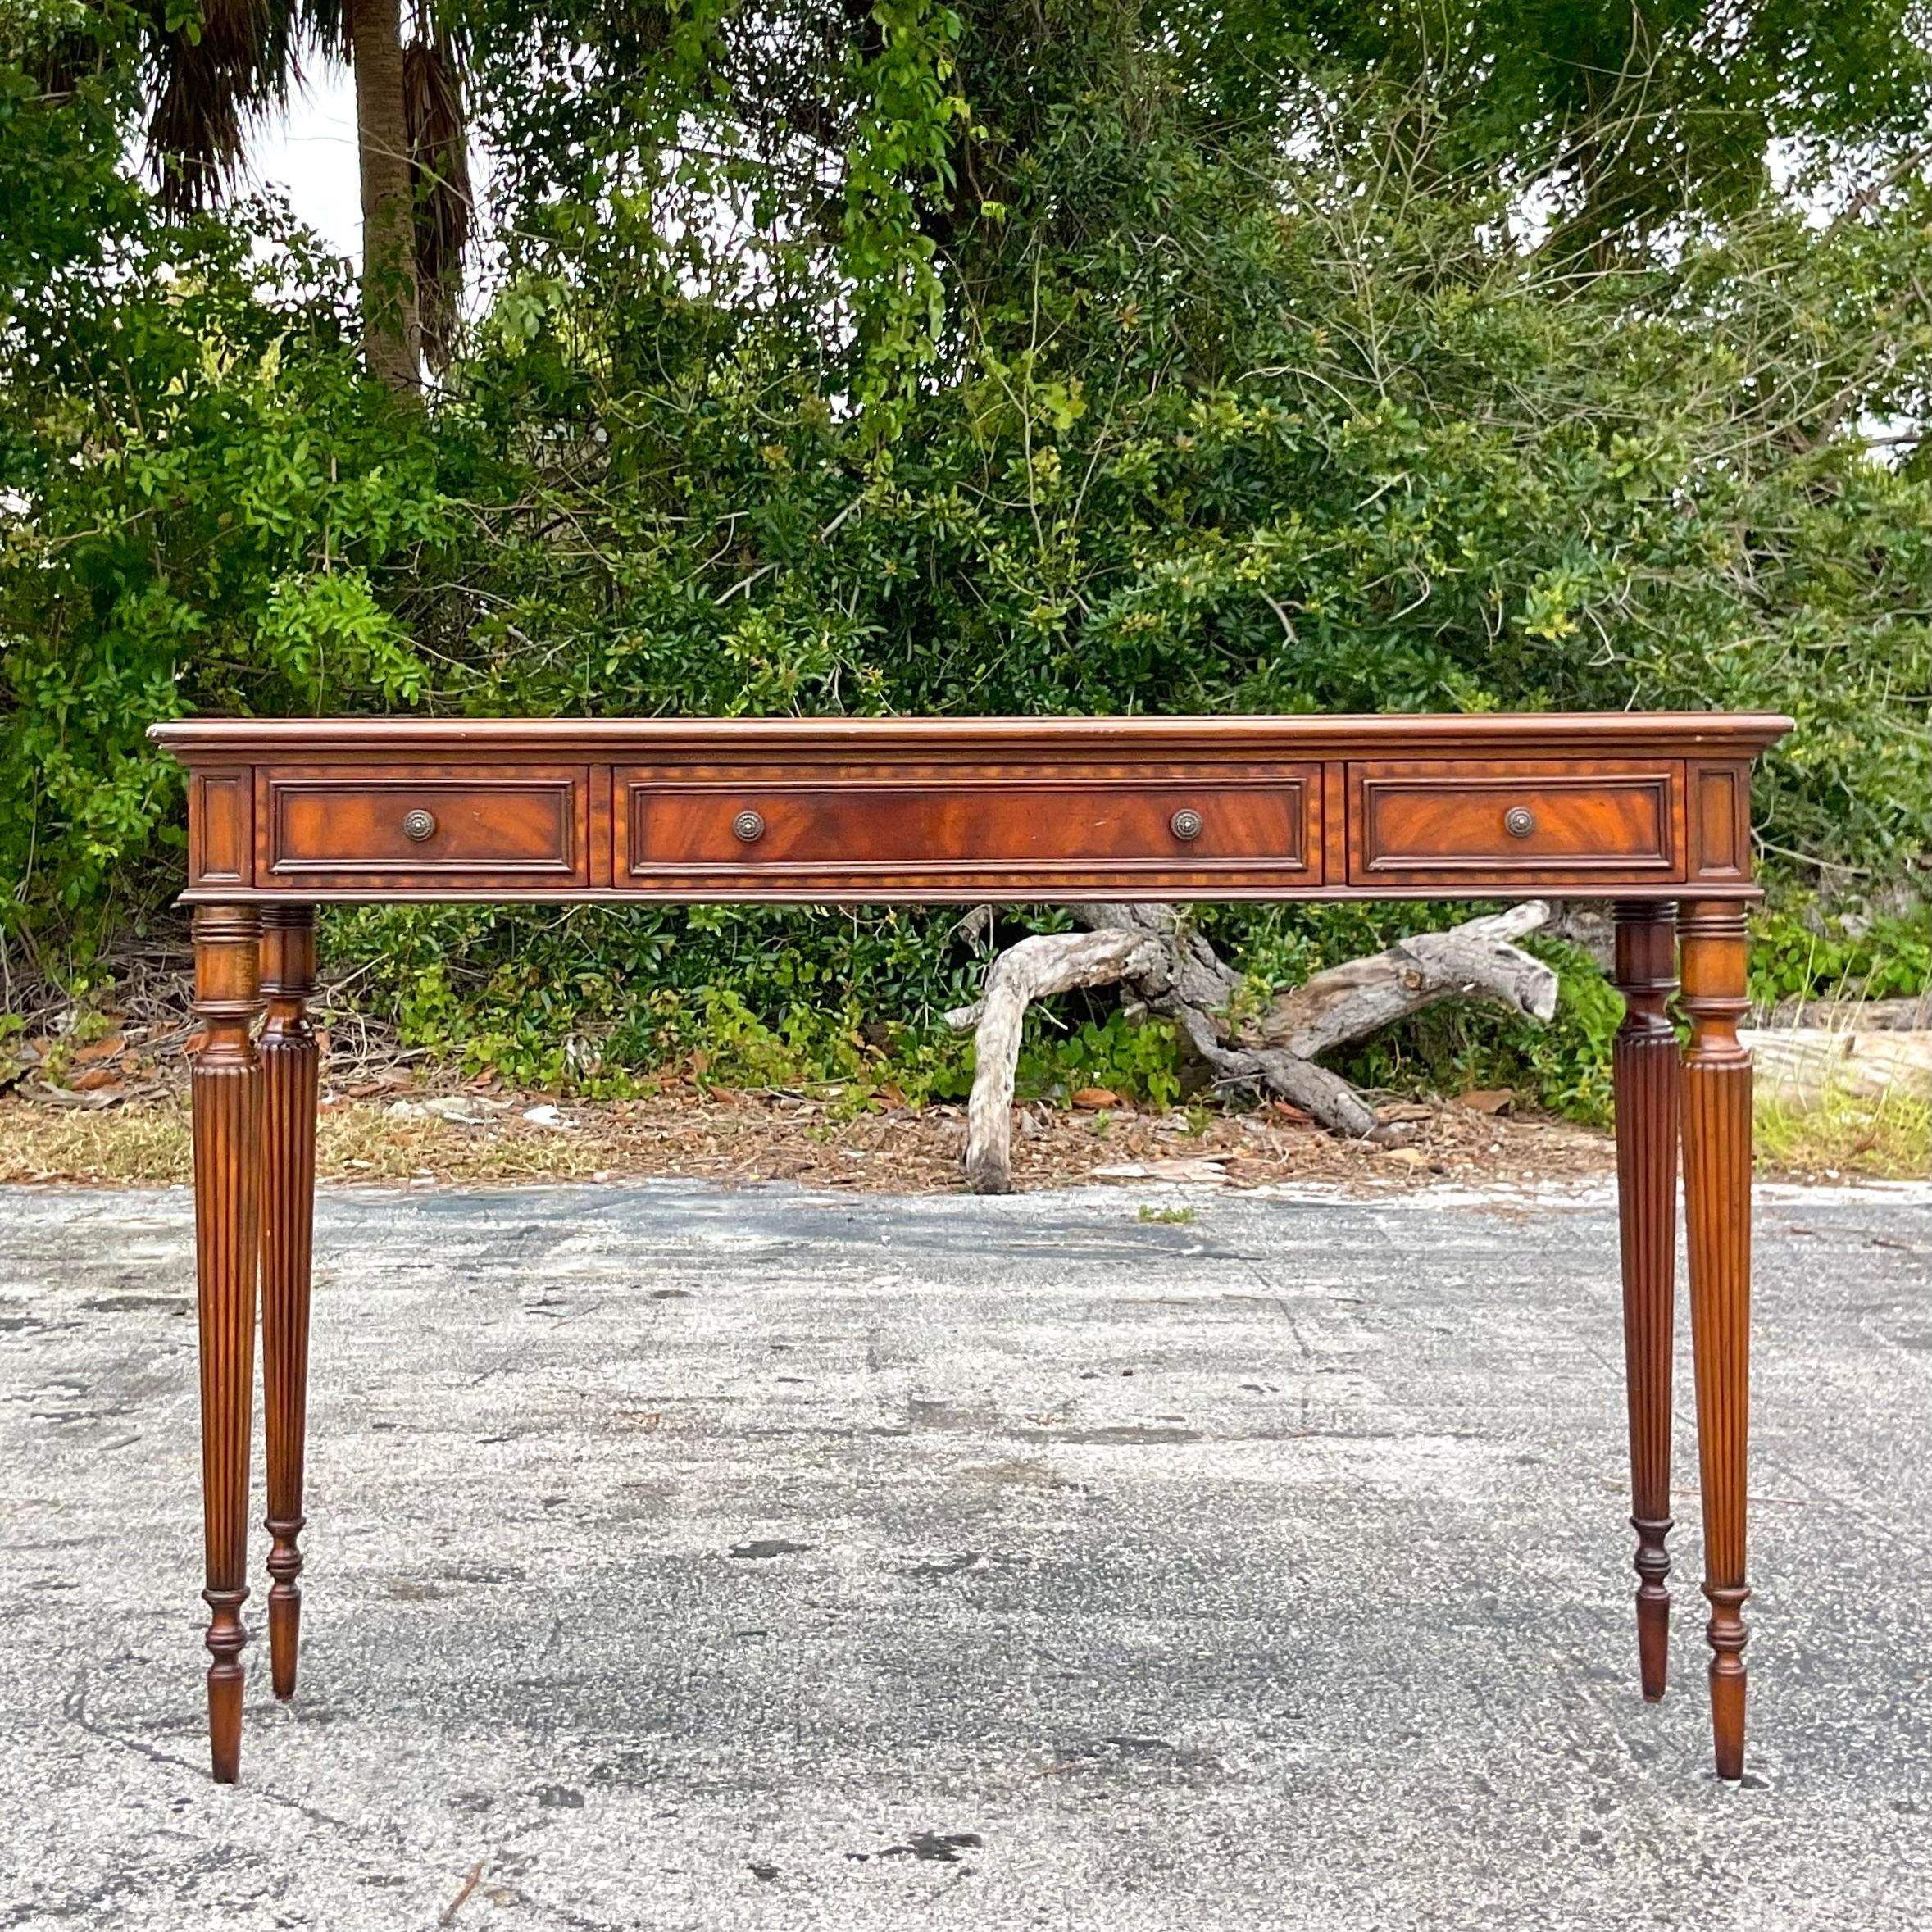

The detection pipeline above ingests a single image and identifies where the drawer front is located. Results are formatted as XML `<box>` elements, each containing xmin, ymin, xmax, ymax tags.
<box><xmin>1350</xmin><ymin>760</ymin><xmax>1683</xmax><ymax>885</ymax></box>
<box><xmin>260</xmin><ymin>766</ymin><xmax>589</xmax><ymax>889</ymax></box>
<box><xmin>616</xmin><ymin>763</ymin><xmax>1321</xmax><ymax>895</ymax></box>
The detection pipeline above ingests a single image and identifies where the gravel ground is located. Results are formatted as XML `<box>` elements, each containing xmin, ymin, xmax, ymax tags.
<box><xmin>1</xmin><ymin>1177</ymin><xmax>1928</xmax><ymax>1932</ymax></box>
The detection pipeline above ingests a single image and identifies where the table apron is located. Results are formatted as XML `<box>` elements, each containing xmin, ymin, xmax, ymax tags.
<box><xmin>178</xmin><ymin>751</ymin><xmax>1763</xmax><ymax>902</ymax></box>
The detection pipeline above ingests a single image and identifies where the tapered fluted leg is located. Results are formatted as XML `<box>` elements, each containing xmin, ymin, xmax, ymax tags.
<box><xmin>1680</xmin><ymin>902</ymin><xmax>1754</xmax><ymax>1780</ymax></box>
<box><xmin>1612</xmin><ymin>902</ymin><xmax>1679</xmax><ymax>1702</ymax></box>
<box><xmin>259</xmin><ymin>907</ymin><xmax>319</xmax><ymax>1703</ymax></box>
<box><xmin>191</xmin><ymin>906</ymin><xmax>265</xmax><ymax>1784</ymax></box>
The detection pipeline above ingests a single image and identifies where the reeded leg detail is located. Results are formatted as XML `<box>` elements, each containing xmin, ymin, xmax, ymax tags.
<box><xmin>1680</xmin><ymin>902</ymin><xmax>1754</xmax><ymax>1781</ymax></box>
<box><xmin>191</xmin><ymin>906</ymin><xmax>265</xmax><ymax>1783</ymax></box>
<box><xmin>1612</xmin><ymin>902</ymin><xmax>1679</xmax><ymax>1704</ymax></box>
<box><xmin>259</xmin><ymin>907</ymin><xmax>319</xmax><ymax>1704</ymax></box>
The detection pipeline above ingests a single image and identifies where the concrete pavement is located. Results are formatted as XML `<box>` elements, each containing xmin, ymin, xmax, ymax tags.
<box><xmin>1</xmin><ymin>1178</ymin><xmax>1928</xmax><ymax>1931</ymax></box>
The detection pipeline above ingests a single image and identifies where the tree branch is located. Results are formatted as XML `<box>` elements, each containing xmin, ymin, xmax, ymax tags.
<box><xmin>947</xmin><ymin>902</ymin><xmax>1557</xmax><ymax>1193</ymax></box>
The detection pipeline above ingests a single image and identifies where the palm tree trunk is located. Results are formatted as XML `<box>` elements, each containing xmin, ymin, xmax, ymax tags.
<box><xmin>350</xmin><ymin>0</ymin><xmax>420</xmax><ymax>391</ymax></box>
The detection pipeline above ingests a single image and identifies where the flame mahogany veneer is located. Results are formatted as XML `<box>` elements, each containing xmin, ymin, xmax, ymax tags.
<box><xmin>165</xmin><ymin>711</ymin><xmax>1775</xmax><ymax>902</ymax></box>
<box><xmin>151</xmin><ymin>711</ymin><xmax>1791</xmax><ymax>1786</ymax></box>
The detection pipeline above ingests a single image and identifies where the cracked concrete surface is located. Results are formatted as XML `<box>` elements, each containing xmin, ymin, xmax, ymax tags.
<box><xmin>1</xmin><ymin>1178</ymin><xmax>1928</xmax><ymax>1931</ymax></box>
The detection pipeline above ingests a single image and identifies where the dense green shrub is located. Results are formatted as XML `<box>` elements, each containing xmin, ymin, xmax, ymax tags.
<box><xmin>0</xmin><ymin>16</ymin><xmax>448</xmax><ymax>948</ymax></box>
<box><xmin>2</xmin><ymin>5</ymin><xmax>1925</xmax><ymax>1114</ymax></box>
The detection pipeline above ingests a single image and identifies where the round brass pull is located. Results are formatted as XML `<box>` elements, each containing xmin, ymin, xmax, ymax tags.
<box><xmin>732</xmin><ymin>809</ymin><xmax>766</xmax><ymax>844</ymax></box>
<box><xmin>401</xmin><ymin>808</ymin><xmax>438</xmax><ymax>843</ymax></box>
<box><xmin>1170</xmin><ymin>808</ymin><xmax>1203</xmax><ymax>842</ymax></box>
<box><xmin>1504</xmin><ymin>806</ymin><xmax>1537</xmax><ymax>839</ymax></box>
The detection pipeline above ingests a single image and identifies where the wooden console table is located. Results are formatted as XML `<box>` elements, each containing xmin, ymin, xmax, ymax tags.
<box><xmin>150</xmin><ymin>711</ymin><xmax>1792</xmax><ymax>1785</ymax></box>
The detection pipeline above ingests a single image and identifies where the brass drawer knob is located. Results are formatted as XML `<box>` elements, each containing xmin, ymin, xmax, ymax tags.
<box><xmin>401</xmin><ymin>808</ymin><xmax>438</xmax><ymax>843</ymax></box>
<box><xmin>1504</xmin><ymin>806</ymin><xmax>1537</xmax><ymax>839</ymax></box>
<box><xmin>732</xmin><ymin>809</ymin><xmax>766</xmax><ymax>844</ymax></box>
<box><xmin>1170</xmin><ymin>808</ymin><xmax>1203</xmax><ymax>842</ymax></box>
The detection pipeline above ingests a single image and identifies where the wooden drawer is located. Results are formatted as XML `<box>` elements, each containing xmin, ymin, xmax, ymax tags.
<box><xmin>1348</xmin><ymin>760</ymin><xmax>1683</xmax><ymax>885</ymax></box>
<box><xmin>616</xmin><ymin>762</ymin><xmax>1321</xmax><ymax>896</ymax></box>
<box><xmin>259</xmin><ymin>766</ymin><xmax>589</xmax><ymax>889</ymax></box>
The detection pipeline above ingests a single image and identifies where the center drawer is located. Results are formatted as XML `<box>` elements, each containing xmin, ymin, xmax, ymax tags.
<box><xmin>616</xmin><ymin>763</ymin><xmax>1320</xmax><ymax>895</ymax></box>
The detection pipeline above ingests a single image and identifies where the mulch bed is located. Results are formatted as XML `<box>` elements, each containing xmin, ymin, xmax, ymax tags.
<box><xmin>0</xmin><ymin>1070</ymin><xmax>1614</xmax><ymax>1193</ymax></box>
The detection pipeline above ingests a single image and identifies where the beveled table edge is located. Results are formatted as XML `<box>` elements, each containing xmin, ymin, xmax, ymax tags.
<box><xmin>149</xmin><ymin>711</ymin><xmax>1798</xmax><ymax>757</ymax></box>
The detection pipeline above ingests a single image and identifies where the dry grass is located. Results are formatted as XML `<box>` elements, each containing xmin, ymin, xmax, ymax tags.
<box><xmin>1752</xmin><ymin>1079</ymin><xmax>1930</xmax><ymax>1183</ymax></box>
<box><xmin>0</xmin><ymin>1098</ymin><xmax>617</xmax><ymax>1189</ymax></box>
<box><xmin>0</xmin><ymin>1097</ymin><xmax>199</xmax><ymax>1184</ymax></box>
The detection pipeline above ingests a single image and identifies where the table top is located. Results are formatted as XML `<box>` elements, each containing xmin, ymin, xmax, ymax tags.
<box><xmin>151</xmin><ymin>711</ymin><xmax>1795</xmax><ymax>758</ymax></box>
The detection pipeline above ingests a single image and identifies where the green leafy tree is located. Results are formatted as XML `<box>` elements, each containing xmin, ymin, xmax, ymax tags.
<box><xmin>1</xmin><ymin>7</ymin><xmax>447</xmax><ymax>949</ymax></box>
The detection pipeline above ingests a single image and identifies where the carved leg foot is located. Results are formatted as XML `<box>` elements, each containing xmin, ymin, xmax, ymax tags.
<box><xmin>191</xmin><ymin>906</ymin><xmax>265</xmax><ymax>1783</ymax></box>
<box><xmin>1612</xmin><ymin>902</ymin><xmax>1679</xmax><ymax>1702</ymax></box>
<box><xmin>259</xmin><ymin>907</ymin><xmax>319</xmax><ymax>1703</ymax></box>
<box><xmin>1680</xmin><ymin>902</ymin><xmax>1754</xmax><ymax>1780</ymax></box>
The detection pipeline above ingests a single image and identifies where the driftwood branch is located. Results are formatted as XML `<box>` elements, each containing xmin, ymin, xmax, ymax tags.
<box><xmin>943</xmin><ymin>929</ymin><xmax>1169</xmax><ymax>1193</ymax></box>
<box><xmin>1261</xmin><ymin>902</ymin><xmax>1558</xmax><ymax>1055</ymax></box>
<box><xmin>948</xmin><ymin>900</ymin><xmax>1558</xmax><ymax>1193</ymax></box>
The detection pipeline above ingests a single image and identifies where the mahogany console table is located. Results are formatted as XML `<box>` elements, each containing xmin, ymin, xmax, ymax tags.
<box><xmin>150</xmin><ymin>711</ymin><xmax>1792</xmax><ymax>1785</ymax></box>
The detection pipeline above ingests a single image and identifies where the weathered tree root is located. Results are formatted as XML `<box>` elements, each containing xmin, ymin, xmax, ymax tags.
<box><xmin>947</xmin><ymin>900</ymin><xmax>1557</xmax><ymax>1193</ymax></box>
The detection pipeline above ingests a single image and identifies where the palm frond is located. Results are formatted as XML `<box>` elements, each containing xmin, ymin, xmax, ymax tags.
<box><xmin>143</xmin><ymin>0</ymin><xmax>299</xmax><ymax>213</ymax></box>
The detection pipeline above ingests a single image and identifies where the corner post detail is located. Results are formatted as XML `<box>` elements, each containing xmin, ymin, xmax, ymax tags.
<box><xmin>190</xmin><ymin>905</ymin><xmax>265</xmax><ymax>1783</ymax></box>
<box><xmin>1679</xmin><ymin>901</ymin><xmax>1754</xmax><ymax>1780</ymax></box>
